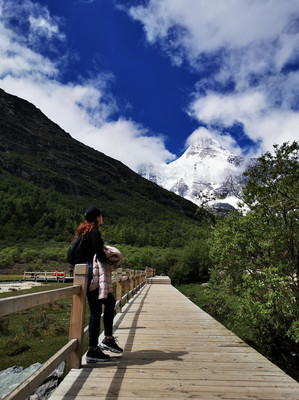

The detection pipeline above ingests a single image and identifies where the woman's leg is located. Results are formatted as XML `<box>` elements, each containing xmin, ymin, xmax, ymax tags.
<box><xmin>87</xmin><ymin>288</ymin><xmax>102</xmax><ymax>348</ymax></box>
<box><xmin>100</xmin><ymin>293</ymin><xmax>123</xmax><ymax>354</ymax></box>
<box><xmin>86</xmin><ymin>291</ymin><xmax>110</xmax><ymax>362</ymax></box>
<box><xmin>102</xmin><ymin>293</ymin><xmax>116</xmax><ymax>337</ymax></box>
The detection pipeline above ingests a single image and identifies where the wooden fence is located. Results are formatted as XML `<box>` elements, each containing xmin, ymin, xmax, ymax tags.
<box><xmin>23</xmin><ymin>271</ymin><xmax>68</xmax><ymax>282</ymax></box>
<box><xmin>0</xmin><ymin>265</ymin><xmax>155</xmax><ymax>400</ymax></box>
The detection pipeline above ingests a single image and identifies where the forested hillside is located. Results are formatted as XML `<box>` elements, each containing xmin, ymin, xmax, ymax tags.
<box><xmin>0</xmin><ymin>89</ymin><xmax>209</xmax><ymax>274</ymax></box>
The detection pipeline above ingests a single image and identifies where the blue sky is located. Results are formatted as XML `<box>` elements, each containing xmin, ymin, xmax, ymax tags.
<box><xmin>1</xmin><ymin>0</ymin><xmax>299</xmax><ymax>171</ymax></box>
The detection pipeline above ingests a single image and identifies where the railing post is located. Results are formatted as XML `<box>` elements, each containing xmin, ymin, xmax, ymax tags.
<box><xmin>67</xmin><ymin>264</ymin><xmax>88</xmax><ymax>372</ymax></box>
<box><xmin>137</xmin><ymin>270</ymin><xmax>141</xmax><ymax>289</ymax></box>
<box><xmin>135</xmin><ymin>270</ymin><xmax>138</xmax><ymax>292</ymax></box>
<box><xmin>132</xmin><ymin>270</ymin><xmax>135</xmax><ymax>294</ymax></box>
<box><xmin>116</xmin><ymin>268</ymin><xmax>123</xmax><ymax>313</ymax></box>
<box><xmin>125</xmin><ymin>269</ymin><xmax>130</xmax><ymax>304</ymax></box>
<box><xmin>129</xmin><ymin>269</ymin><xmax>134</xmax><ymax>299</ymax></box>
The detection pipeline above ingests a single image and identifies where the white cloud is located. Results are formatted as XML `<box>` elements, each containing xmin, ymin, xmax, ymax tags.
<box><xmin>0</xmin><ymin>0</ymin><xmax>175</xmax><ymax>171</ymax></box>
<box><xmin>0</xmin><ymin>22</ymin><xmax>58</xmax><ymax>78</ymax></box>
<box><xmin>1</xmin><ymin>0</ymin><xmax>298</xmax><ymax>175</ymax></box>
<box><xmin>82</xmin><ymin>120</ymin><xmax>175</xmax><ymax>169</ymax></box>
<box><xmin>28</xmin><ymin>15</ymin><xmax>62</xmax><ymax>42</ymax></box>
<box><xmin>1</xmin><ymin>0</ymin><xmax>65</xmax><ymax>50</ymax></box>
<box><xmin>189</xmin><ymin>91</ymin><xmax>267</xmax><ymax>128</ymax></box>
<box><xmin>188</xmin><ymin>91</ymin><xmax>299</xmax><ymax>156</ymax></box>
<box><xmin>245</xmin><ymin>110</ymin><xmax>299</xmax><ymax>152</ymax></box>
<box><xmin>129</xmin><ymin>0</ymin><xmax>298</xmax><ymax>66</ymax></box>
<box><xmin>128</xmin><ymin>0</ymin><xmax>299</xmax><ymax>155</ymax></box>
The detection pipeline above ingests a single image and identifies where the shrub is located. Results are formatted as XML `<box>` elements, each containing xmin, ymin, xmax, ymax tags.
<box><xmin>0</xmin><ymin>247</ymin><xmax>21</xmax><ymax>267</ymax></box>
<box><xmin>21</xmin><ymin>249</ymin><xmax>39</xmax><ymax>263</ymax></box>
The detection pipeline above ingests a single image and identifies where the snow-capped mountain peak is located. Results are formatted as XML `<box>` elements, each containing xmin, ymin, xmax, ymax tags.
<box><xmin>185</xmin><ymin>137</ymin><xmax>227</xmax><ymax>157</ymax></box>
<box><xmin>138</xmin><ymin>137</ymin><xmax>255</xmax><ymax>211</ymax></box>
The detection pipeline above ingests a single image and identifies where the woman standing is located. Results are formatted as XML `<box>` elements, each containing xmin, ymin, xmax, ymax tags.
<box><xmin>74</xmin><ymin>206</ymin><xmax>123</xmax><ymax>362</ymax></box>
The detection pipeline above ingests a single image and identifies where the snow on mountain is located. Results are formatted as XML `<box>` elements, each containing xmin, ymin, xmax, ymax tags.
<box><xmin>138</xmin><ymin>137</ymin><xmax>255</xmax><ymax>211</ymax></box>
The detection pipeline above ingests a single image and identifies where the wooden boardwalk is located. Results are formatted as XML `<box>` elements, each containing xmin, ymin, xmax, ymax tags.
<box><xmin>50</xmin><ymin>277</ymin><xmax>299</xmax><ymax>400</ymax></box>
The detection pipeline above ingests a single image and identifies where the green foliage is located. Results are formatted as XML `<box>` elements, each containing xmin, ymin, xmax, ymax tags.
<box><xmin>242</xmin><ymin>142</ymin><xmax>299</xmax><ymax>279</ymax></box>
<box><xmin>0</xmin><ymin>171</ymin><xmax>83</xmax><ymax>243</ymax></box>
<box><xmin>239</xmin><ymin>270</ymin><xmax>297</xmax><ymax>351</ymax></box>
<box><xmin>20</xmin><ymin>249</ymin><xmax>39</xmax><ymax>263</ymax></box>
<box><xmin>0</xmin><ymin>171</ymin><xmax>204</xmax><ymax>270</ymax></box>
<box><xmin>155</xmin><ymin>248</ymin><xmax>181</xmax><ymax>275</ymax></box>
<box><xmin>195</xmin><ymin>190</ymin><xmax>217</xmax><ymax>222</ymax></box>
<box><xmin>168</xmin><ymin>238</ymin><xmax>211</xmax><ymax>285</ymax></box>
<box><xmin>0</xmin><ymin>242</ymin><xmax>69</xmax><ymax>270</ymax></box>
<box><xmin>0</xmin><ymin>247</ymin><xmax>21</xmax><ymax>267</ymax></box>
<box><xmin>0</xmin><ymin>170</ymin><xmax>211</xmax><ymax>280</ymax></box>
<box><xmin>208</xmin><ymin>141</ymin><xmax>299</xmax><ymax>379</ymax></box>
<box><xmin>168</xmin><ymin>264</ymin><xmax>189</xmax><ymax>285</ymax></box>
<box><xmin>111</xmin><ymin>227</ymin><xmax>212</xmax><ymax>284</ymax></box>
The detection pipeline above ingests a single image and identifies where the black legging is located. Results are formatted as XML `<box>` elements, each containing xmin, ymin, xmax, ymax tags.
<box><xmin>87</xmin><ymin>290</ymin><xmax>116</xmax><ymax>347</ymax></box>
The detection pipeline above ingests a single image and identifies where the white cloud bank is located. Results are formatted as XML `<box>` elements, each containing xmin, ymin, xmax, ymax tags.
<box><xmin>0</xmin><ymin>0</ymin><xmax>175</xmax><ymax>171</ymax></box>
<box><xmin>1</xmin><ymin>0</ymin><xmax>299</xmax><ymax>174</ymax></box>
<box><xmin>128</xmin><ymin>0</ymin><xmax>299</xmax><ymax>156</ymax></box>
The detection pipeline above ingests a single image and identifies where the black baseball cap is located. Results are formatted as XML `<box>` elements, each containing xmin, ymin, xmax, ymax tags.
<box><xmin>84</xmin><ymin>206</ymin><xmax>106</xmax><ymax>222</ymax></box>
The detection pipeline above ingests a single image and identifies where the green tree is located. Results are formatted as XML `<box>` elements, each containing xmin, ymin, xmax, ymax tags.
<box><xmin>242</xmin><ymin>141</ymin><xmax>299</xmax><ymax>289</ymax></box>
<box><xmin>209</xmin><ymin>141</ymin><xmax>299</xmax><ymax>375</ymax></box>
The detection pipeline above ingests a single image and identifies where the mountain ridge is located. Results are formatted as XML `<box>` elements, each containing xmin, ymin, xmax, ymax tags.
<box><xmin>0</xmin><ymin>88</ymin><xmax>199</xmax><ymax>220</ymax></box>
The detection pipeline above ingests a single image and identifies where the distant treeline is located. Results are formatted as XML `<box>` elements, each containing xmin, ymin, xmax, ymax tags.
<box><xmin>0</xmin><ymin>169</ymin><xmax>209</xmax><ymax>275</ymax></box>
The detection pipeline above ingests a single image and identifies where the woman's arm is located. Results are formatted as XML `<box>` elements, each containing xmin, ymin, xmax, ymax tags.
<box><xmin>90</xmin><ymin>229</ymin><xmax>108</xmax><ymax>262</ymax></box>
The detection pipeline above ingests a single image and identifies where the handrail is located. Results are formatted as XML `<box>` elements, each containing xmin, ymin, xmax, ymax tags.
<box><xmin>0</xmin><ymin>286</ymin><xmax>81</xmax><ymax>318</ymax></box>
<box><xmin>0</xmin><ymin>265</ymin><xmax>156</xmax><ymax>400</ymax></box>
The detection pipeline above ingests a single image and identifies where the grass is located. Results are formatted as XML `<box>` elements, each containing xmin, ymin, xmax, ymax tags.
<box><xmin>0</xmin><ymin>275</ymin><xmax>24</xmax><ymax>282</ymax></box>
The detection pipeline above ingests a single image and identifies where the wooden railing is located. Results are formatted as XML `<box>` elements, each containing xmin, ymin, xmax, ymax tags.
<box><xmin>23</xmin><ymin>271</ymin><xmax>69</xmax><ymax>282</ymax></box>
<box><xmin>0</xmin><ymin>265</ymin><xmax>155</xmax><ymax>400</ymax></box>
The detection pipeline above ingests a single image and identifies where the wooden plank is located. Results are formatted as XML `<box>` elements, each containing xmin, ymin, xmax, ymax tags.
<box><xmin>49</xmin><ymin>283</ymin><xmax>299</xmax><ymax>400</ymax></box>
<box><xmin>50</xmin><ymin>372</ymin><xmax>299</xmax><ymax>400</ymax></box>
<box><xmin>53</xmin><ymin>378</ymin><xmax>298</xmax><ymax>394</ymax></box>
<box><xmin>66</xmin><ymin>367</ymin><xmax>293</xmax><ymax>382</ymax></box>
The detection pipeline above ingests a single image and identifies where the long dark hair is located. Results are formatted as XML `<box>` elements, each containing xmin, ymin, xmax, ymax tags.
<box><xmin>75</xmin><ymin>220</ymin><xmax>99</xmax><ymax>239</ymax></box>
